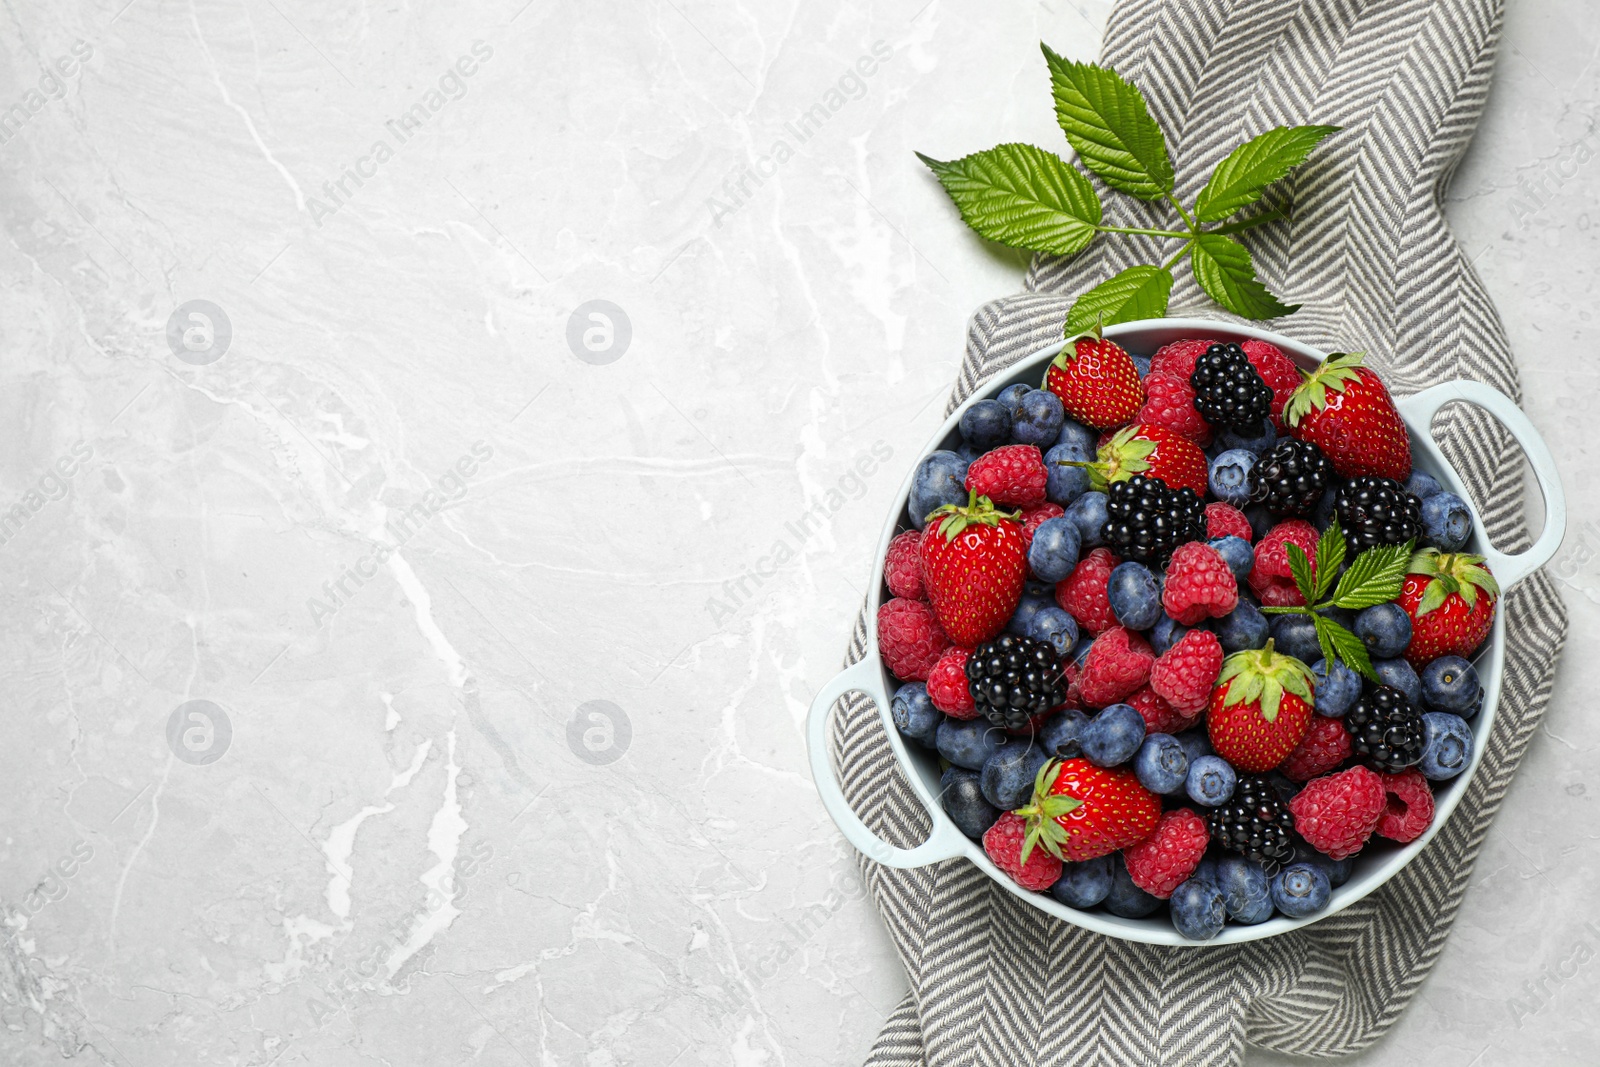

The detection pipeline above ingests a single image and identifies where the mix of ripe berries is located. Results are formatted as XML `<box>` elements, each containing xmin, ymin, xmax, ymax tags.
<box><xmin>879</xmin><ymin>332</ymin><xmax>1498</xmax><ymax>940</ymax></box>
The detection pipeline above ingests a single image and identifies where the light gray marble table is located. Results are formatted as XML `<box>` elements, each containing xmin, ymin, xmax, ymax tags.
<box><xmin>0</xmin><ymin>1</ymin><xmax>1593</xmax><ymax>1065</ymax></box>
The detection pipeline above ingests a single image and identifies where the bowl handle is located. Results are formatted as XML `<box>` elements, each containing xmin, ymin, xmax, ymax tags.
<box><xmin>1395</xmin><ymin>380</ymin><xmax>1566</xmax><ymax>591</ymax></box>
<box><xmin>807</xmin><ymin>657</ymin><xmax>969</xmax><ymax>869</ymax></box>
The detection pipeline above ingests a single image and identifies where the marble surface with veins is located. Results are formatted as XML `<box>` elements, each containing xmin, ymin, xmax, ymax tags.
<box><xmin>0</xmin><ymin>1</ymin><xmax>1595</xmax><ymax>1065</ymax></box>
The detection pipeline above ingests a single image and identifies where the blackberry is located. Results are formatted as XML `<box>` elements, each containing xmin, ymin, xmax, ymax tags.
<box><xmin>1334</xmin><ymin>476</ymin><xmax>1422</xmax><ymax>552</ymax></box>
<box><xmin>964</xmin><ymin>634</ymin><xmax>1065</xmax><ymax>731</ymax></box>
<box><xmin>1189</xmin><ymin>342</ymin><xmax>1274</xmax><ymax>432</ymax></box>
<box><xmin>1208</xmin><ymin>775</ymin><xmax>1296</xmax><ymax>866</ymax></box>
<box><xmin>1101</xmin><ymin>474</ymin><xmax>1206</xmax><ymax>566</ymax></box>
<box><xmin>1248</xmin><ymin>438</ymin><xmax>1334</xmax><ymax>517</ymax></box>
<box><xmin>1345</xmin><ymin>685</ymin><xmax>1424</xmax><ymax>773</ymax></box>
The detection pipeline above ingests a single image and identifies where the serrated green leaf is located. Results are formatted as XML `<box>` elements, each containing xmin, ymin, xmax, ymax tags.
<box><xmin>918</xmin><ymin>143</ymin><xmax>1103</xmax><ymax>256</ymax></box>
<box><xmin>1065</xmin><ymin>265</ymin><xmax>1174</xmax><ymax>333</ymax></box>
<box><xmin>1324</xmin><ymin>618</ymin><xmax>1377</xmax><ymax>682</ymax></box>
<box><xmin>1314</xmin><ymin>523</ymin><xmax>1346</xmax><ymax>602</ymax></box>
<box><xmin>1042</xmin><ymin>46</ymin><xmax>1173</xmax><ymax>200</ymax></box>
<box><xmin>1285</xmin><ymin>543</ymin><xmax>1316</xmax><ymax>606</ymax></box>
<box><xmin>1191</xmin><ymin>233</ymin><xmax>1299</xmax><ymax>320</ymax></box>
<box><xmin>1312</xmin><ymin>615</ymin><xmax>1338</xmax><ymax>673</ymax></box>
<box><xmin>1194</xmin><ymin>125</ymin><xmax>1341</xmax><ymax>222</ymax></box>
<box><xmin>1330</xmin><ymin>541</ymin><xmax>1414</xmax><ymax>609</ymax></box>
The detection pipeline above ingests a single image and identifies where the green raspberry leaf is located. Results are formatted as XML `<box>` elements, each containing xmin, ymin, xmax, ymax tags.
<box><xmin>1331</xmin><ymin>540</ymin><xmax>1415</xmax><ymax>609</ymax></box>
<box><xmin>1042</xmin><ymin>46</ymin><xmax>1173</xmax><ymax>200</ymax></box>
<box><xmin>1191</xmin><ymin>233</ymin><xmax>1299</xmax><ymax>320</ymax></box>
<box><xmin>1194</xmin><ymin>125</ymin><xmax>1341</xmax><ymax>222</ymax></box>
<box><xmin>918</xmin><ymin>144</ymin><xmax>1103</xmax><ymax>256</ymax></box>
<box><xmin>1285</xmin><ymin>543</ymin><xmax>1317</xmax><ymax>606</ymax></box>
<box><xmin>1313</xmin><ymin>522</ymin><xmax>1346</xmax><ymax>602</ymax></box>
<box><xmin>1065</xmin><ymin>265</ymin><xmax>1174</xmax><ymax>334</ymax></box>
<box><xmin>1319</xmin><ymin>614</ymin><xmax>1377</xmax><ymax>682</ymax></box>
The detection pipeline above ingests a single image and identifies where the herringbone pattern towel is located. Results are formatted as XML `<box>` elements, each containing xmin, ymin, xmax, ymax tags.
<box><xmin>828</xmin><ymin>0</ymin><xmax>1568</xmax><ymax>1062</ymax></box>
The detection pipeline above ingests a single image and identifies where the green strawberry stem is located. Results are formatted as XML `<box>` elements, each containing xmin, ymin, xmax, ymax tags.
<box><xmin>928</xmin><ymin>490</ymin><xmax>1019</xmax><ymax>540</ymax></box>
<box><xmin>1014</xmin><ymin>757</ymin><xmax>1082</xmax><ymax>864</ymax></box>
<box><xmin>1216</xmin><ymin>640</ymin><xmax>1314</xmax><ymax>723</ymax></box>
<box><xmin>1409</xmin><ymin>547</ymin><xmax>1499</xmax><ymax>614</ymax></box>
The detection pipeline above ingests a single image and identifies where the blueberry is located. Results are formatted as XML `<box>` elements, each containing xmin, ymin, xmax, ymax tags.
<box><xmin>981</xmin><ymin>742</ymin><xmax>1049</xmax><ymax>809</ymax></box>
<box><xmin>1311</xmin><ymin>659</ymin><xmax>1361</xmax><ymax>718</ymax></box>
<box><xmin>1419</xmin><ymin>655</ymin><xmax>1480</xmax><ymax>716</ymax></box>
<box><xmin>1130</xmin><ymin>353</ymin><xmax>1152</xmax><ymax>379</ymax></box>
<box><xmin>955</xmin><ymin>443</ymin><xmax>983</xmax><ymax>467</ymax></box>
<box><xmin>1208</xmin><ymin>449</ymin><xmax>1258</xmax><ymax>508</ymax></box>
<box><xmin>1107</xmin><ymin>561</ymin><xmax>1162</xmax><ymax>631</ymax></box>
<box><xmin>891</xmin><ymin>682</ymin><xmax>940</xmax><ymax>748</ymax></box>
<box><xmin>1288</xmin><ymin>839</ymin><xmax>1353</xmax><ymax>888</ymax></box>
<box><xmin>1208</xmin><ymin>536</ymin><xmax>1254</xmax><ymax>580</ymax></box>
<box><xmin>996</xmin><ymin>383</ymin><xmax>1033</xmax><ymax>421</ymax></box>
<box><xmin>1028</xmin><ymin>516</ymin><xmax>1083</xmax><ymax>582</ymax></box>
<box><xmin>1354</xmin><ymin>602</ymin><xmax>1413</xmax><ymax>659</ymax></box>
<box><xmin>1170</xmin><ymin>877</ymin><xmax>1227</xmax><ymax>940</ymax></box>
<box><xmin>1070</xmin><ymin>634</ymin><xmax>1094</xmax><ymax>667</ymax></box>
<box><xmin>1024</xmin><ymin>577</ymin><xmax>1055</xmax><ymax>600</ymax></box>
<box><xmin>1419</xmin><ymin>712</ymin><xmax>1473</xmax><ymax>780</ymax></box>
<box><xmin>1023</xmin><ymin>605</ymin><xmax>1079</xmax><ymax>657</ymax></box>
<box><xmin>1050</xmin><ymin>855</ymin><xmax>1115</xmax><ymax>908</ymax></box>
<box><xmin>1271</xmin><ymin>862</ymin><xmax>1331</xmax><ymax>918</ymax></box>
<box><xmin>1215</xmin><ymin>855</ymin><xmax>1274</xmax><ymax>924</ymax></box>
<box><xmin>936</xmin><ymin>717</ymin><xmax>1009</xmax><ymax>771</ymax></box>
<box><xmin>1422</xmin><ymin>491</ymin><xmax>1473</xmax><ymax>551</ymax></box>
<box><xmin>1269</xmin><ymin>614</ymin><xmax>1322</xmax><ymax>664</ymax></box>
<box><xmin>909</xmin><ymin>451</ymin><xmax>970</xmax><ymax>530</ymax></box>
<box><xmin>1311</xmin><ymin>484</ymin><xmax>1339</xmax><ymax>532</ymax></box>
<box><xmin>1081</xmin><ymin>704</ymin><xmax>1146</xmax><ymax>767</ymax></box>
<box><xmin>959</xmin><ymin>399</ymin><xmax>1012</xmax><ymax>450</ymax></box>
<box><xmin>1244</xmin><ymin>503</ymin><xmax>1276</xmax><ymax>542</ymax></box>
<box><xmin>1056</xmin><ymin>419</ymin><xmax>1098</xmax><ymax>454</ymax></box>
<box><xmin>1189</xmin><ymin>856</ymin><xmax>1219</xmax><ymax>888</ymax></box>
<box><xmin>1044</xmin><ymin>442</ymin><xmax>1094</xmax><ymax>507</ymax></box>
<box><xmin>1406</xmin><ymin>469</ymin><xmax>1444</xmax><ymax>500</ymax></box>
<box><xmin>1104</xmin><ymin>853</ymin><xmax>1163</xmax><ymax>918</ymax></box>
<box><xmin>1006</xmin><ymin>595</ymin><xmax>1056</xmax><ymax>637</ymax></box>
<box><xmin>1218</xmin><ymin>418</ymin><xmax>1277</xmax><ymax>456</ymax></box>
<box><xmin>1013</xmin><ymin>389</ymin><xmax>1066</xmax><ymax>448</ymax></box>
<box><xmin>1150</xmin><ymin>614</ymin><xmax>1191</xmax><ymax>656</ymax></box>
<box><xmin>1212</xmin><ymin>600</ymin><xmax>1270</xmax><ymax>653</ymax></box>
<box><xmin>1374</xmin><ymin>658</ymin><xmax>1422</xmax><ymax>706</ymax></box>
<box><xmin>1186</xmin><ymin>754</ymin><xmax>1236</xmax><ymax>807</ymax></box>
<box><xmin>1040</xmin><ymin>708</ymin><xmax>1090</xmax><ymax>759</ymax></box>
<box><xmin>1133</xmin><ymin>733</ymin><xmax>1189</xmax><ymax>794</ymax></box>
<box><xmin>1063</xmin><ymin>491</ymin><xmax>1108</xmax><ymax>548</ymax></box>
<box><xmin>1175</xmin><ymin>729</ymin><xmax>1214</xmax><ymax>765</ymax></box>
<box><xmin>939</xmin><ymin>766</ymin><xmax>1001</xmax><ymax>840</ymax></box>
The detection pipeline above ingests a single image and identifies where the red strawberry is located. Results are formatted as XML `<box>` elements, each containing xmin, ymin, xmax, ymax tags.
<box><xmin>1240</xmin><ymin>339</ymin><xmax>1303</xmax><ymax>434</ymax></box>
<box><xmin>1284</xmin><ymin>352</ymin><xmax>1411</xmax><ymax>481</ymax></box>
<box><xmin>919</xmin><ymin>493</ymin><xmax>1027</xmax><ymax>647</ymax></box>
<box><xmin>965</xmin><ymin>444</ymin><xmax>1048</xmax><ymax>508</ymax></box>
<box><xmin>1207</xmin><ymin>642</ymin><xmax>1315</xmax><ymax>773</ymax></box>
<box><xmin>1014</xmin><ymin>757</ymin><xmax>1161</xmax><ymax>863</ymax></box>
<box><xmin>1043</xmin><ymin>329</ymin><xmax>1145</xmax><ymax>430</ymax></box>
<box><xmin>1137</xmin><ymin>372</ymin><xmax>1212</xmax><ymax>446</ymax></box>
<box><xmin>1148</xmin><ymin>338</ymin><xmax>1218</xmax><ymax>380</ymax></box>
<box><xmin>1086</xmin><ymin>423</ymin><xmax>1209</xmax><ymax>497</ymax></box>
<box><xmin>1398</xmin><ymin>548</ymin><xmax>1499</xmax><ymax>665</ymax></box>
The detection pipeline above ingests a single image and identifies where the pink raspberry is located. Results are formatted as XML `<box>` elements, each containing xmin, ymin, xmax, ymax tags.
<box><xmin>1287</xmin><ymin>765</ymin><xmax>1386</xmax><ymax>860</ymax></box>
<box><xmin>1162</xmin><ymin>542</ymin><xmax>1239</xmax><ymax>625</ymax></box>
<box><xmin>965</xmin><ymin>444</ymin><xmax>1048</xmax><ymax>508</ymax></box>
<box><xmin>983</xmin><ymin>812</ymin><xmax>1062</xmax><ymax>891</ymax></box>
<box><xmin>1375</xmin><ymin>768</ymin><xmax>1435</xmax><ymax>843</ymax></box>
<box><xmin>1205</xmin><ymin>502</ymin><xmax>1253</xmax><ymax>543</ymax></box>
<box><xmin>1077</xmin><ymin>626</ymin><xmax>1153</xmax><ymax>708</ymax></box>
<box><xmin>1283</xmin><ymin>715</ymin><xmax>1352</xmax><ymax>782</ymax></box>
<box><xmin>876</xmin><ymin>598</ymin><xmax>949</xmax><ymax>682</ymax></box>
<box><xmin>1249</xmin><ymin>520</ymin><xmax>1319</xmax><ymax>607</ymax></box>
<box><xmin>1056</xmin><ymin>547</ymin><xmax>1120</xmax><ymax>634</ymax></box>
<box><xmin>1148</xmin><ymin>338</ymin><xmax>1219</xmax><ymax>380</ymax></box>
<box><xmin>1241</xmin><ymin>340</ymin><xmax>1302</xmax><ymax>434</ymax></box>
<box><xmin>926</xmin><ymin>648</ymin><xmax>976</xmax><ymax>718</ymax></box>
<box><xmin>1149</xmin><ymin>629</ymin><xmax>1224</xmax><ymax>716</ymax></box>
<box><xmin>884</xmin><ymin>530</ymin><xmax>925</xmax><ymax>600</ymax></box>
<box><xmin>1122</xmin><ymin>808</ymin><xmax>1209</xmax><ymax>899</ymax></box>
<box><xmin>1137</xmin><ymin>372</ymin><xmax>1212</xmax><ymax>446</ymax></box>
<box><xmin>1126</xmin><ymin>685</ymin><xmax>1199</xmax><ymax>734</ymax></box>
<box><xmin>1019</xmin><ymin>502</ymin><xmax>1065</xmax><ymax>550</ymax></box>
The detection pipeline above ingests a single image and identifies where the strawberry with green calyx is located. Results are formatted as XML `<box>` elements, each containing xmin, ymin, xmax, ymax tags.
<box><xmin>918</xmin><ymin>491</ymin><xmax>1027</xmax><ymax>646</ymax></box>
<box><xmin>1015</xmin><ymin>756</ymin><xmax>1161</xmax><ymax>863</ymax></box>
<box><xmin>1069</xmin><ymin>422</ymin><xmax>1209</xmax><ymax>497</ymax></box>
<box><xmin>1399</xmin><ymin>548</ymin><xmax>1499</xmax><ymax>665</ymax></box>
<box><xmin>1043</xmin><ymin>324</ymin><xmax>1145</xmax><ymax>430</ymax></box>
<box><xmin>1283</xmin><ymin>352</ymin><xmax>1411</xmax><ymax>481</ymax></box>
<box><xmin>1206</xmin><ymin>641</ymin><xmax>1316</xmax><ymax>773</ymax></box>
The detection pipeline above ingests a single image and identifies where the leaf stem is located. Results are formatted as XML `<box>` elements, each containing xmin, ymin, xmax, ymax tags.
<box><xmin>1160</xmin><ymin>241</ymin><xmax>1193</xmax><ymax>271</ymax></box>
<box><xmin>1164</xmin><ymin>192</ymin><xmax>1198</xmax><ymax>232</ymax></box>
<box><xmin>1093</xmin><ymin>225</ymin><xmax>1193</xmax><ymax>239</ymax></box>
<box><xmin>1208</xmin><ymin>208</ymin><xmax>1288</xmax><ymax>236</ymax></box>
